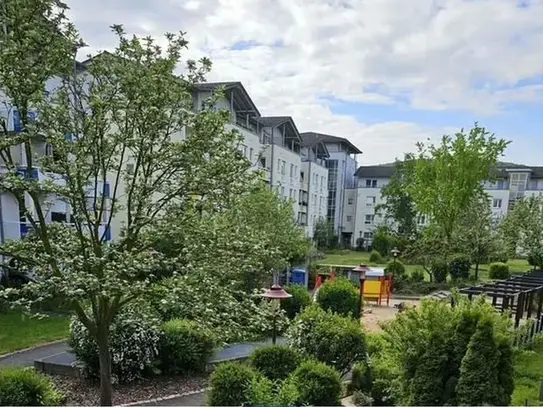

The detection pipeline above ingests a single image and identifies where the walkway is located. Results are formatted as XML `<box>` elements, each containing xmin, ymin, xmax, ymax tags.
<box><xmin>0</xmin><ymin>340</ymin><xmax>69</xmax><ymax>367</ymax></box>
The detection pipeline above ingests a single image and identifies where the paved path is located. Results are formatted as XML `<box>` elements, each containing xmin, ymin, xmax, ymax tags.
<box><xmin>135</xmin><ymin>391</ymin><xmax>207</xmax><ymax>406</ymax></box>
<box><xmin>0</xmin><ymin>340</ymin><xmax>69</xmax><ymax>367</ymax></box>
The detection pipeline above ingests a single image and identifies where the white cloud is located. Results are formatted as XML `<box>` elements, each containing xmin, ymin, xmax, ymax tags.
<box><xmin>67</xmin><ymin>0</ymin><xmax>543</xmax><ymax>165</ymax></box>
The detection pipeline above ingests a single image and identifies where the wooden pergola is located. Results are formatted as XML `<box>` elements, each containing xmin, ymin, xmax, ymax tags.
<box><xmin>459</xmin><ymin>271</ymin><xmax>543</xmax><ymax>327</ymax></box>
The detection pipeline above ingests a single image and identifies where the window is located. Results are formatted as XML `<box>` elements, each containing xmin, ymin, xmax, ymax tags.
<box><xmin>290</xmin><ymin>164</ymin><xmax>294</xmax><ymax>177</ymax></box>
<box><xmin>346</xmin><ymin>215</ymin><xmax>352</xmax><ymax>222</ymax></box>
<box><xmin>249</xmin><ymin>148</ymin><xmax>254</xmax><ymax>161</ymax></box>
<box><xmin>51</xmin><ymin>212</ymin><xmax>67</xmax><ymax>223</ymax></box>
<box><xmin>277</xmin><ymin>159</ymin><xmax>281</xmax><ymax>173</ymax></box>
<box><xmin>365</xmin><ymin>179</ymin><xmax>377</xmax><ymax>188</ymax></box>
<box><xmin>418</xmin><ymin>215</ymin><xmax>426</xmax><ymax>224</ymax></box>
<box><xmin>493</xmin><ymin>198</ymin><xmax>502</xmax><ymax>208</ymax></box>
<box><xmin>366</xmin><ymin>196</ymin><xmax>376</xmax><ymax>206</ymax></box>
<box><xmin>281</xmin><ymin>186</ymin><xmax>285</xmax><ymax>196</ymax></box>
<box><xmin>348</xmin><ymin>197</ymin><xmax>354</xmax><ymax>205</ymax></box>
<box><xmin>320</xmin><ymin>178</ymin><xmax>324</xmax><ymax>190</ymax></box>
<box><xmin>126</xmin><ymin>163</ymin><xmax>135</xmax><ymax>174</ymax></box>
<box><xmin>45</xmin><ymin>143</ymin><xmax>53</xmax><ymax>157</ymax></box>
<box><xmin>364</xmin><ymin>214</ymin><xmax>374</xmax><ymax>224</ymax></box>
<box><xmin>281</xmin><ymin>161</ymin><xmax>286</xmax><ymax>175</ymax></box>
<box><xmin>243</xmin><ymin>145</ymin><xmax>247</xmax><ymax>157</ymax></box>
<box><xmin>363</xmin><ymin>232</ymin><xmax>373</xmax><ymax>239</ymax></box>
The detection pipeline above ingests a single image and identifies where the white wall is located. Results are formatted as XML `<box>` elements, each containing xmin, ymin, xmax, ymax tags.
<box><xmin>271</xmin><ymin>144</ymin><xmax>301</xmax><ymax>214</ymax></box>
<box><xmin>305</xmin><ymin>161</ymin><xmax>328</xmax><ymax>238</ymax></box>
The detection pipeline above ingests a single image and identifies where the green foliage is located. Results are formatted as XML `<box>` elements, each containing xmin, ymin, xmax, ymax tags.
<box><xmin>250</xmin><ymin>345</ymin><xmax>301</xmax><ymax>381</ymax></box>
<box><xmin>148</xmin><ymin>276</ymin><xmax>289</xmax><ymax>345</ymax></box>
<box><xmin>207</xmin><ymin>362</ymin><xmax>256</xmax><ymax>406</ymax></box>
<box><xmin>69</xmin><ymin>305</ymin><xmax>161</xmax><ymax>383</ymax></box>
<box><xmin>0</xmin><ymin>367</ymin><xmax>65</xmax><ymax>406</ymax></box>
<box><xmin>159</xmin><ymin>319</ymin><xmax>216</xmax><ymax>375</ymax></box>
<box><xmin>449</xmin><ymin>255</ymin><xmax>471</xmax><ymax>280</ymax></box>
<box><xmin>409</xmin><ymin>269</ymin><xmax>425</xmax><ymax>283</ymax></box>
<box><xmin>245</xmin><ymin>374</ymin><xmax>300</xmax><ymax>407</ymax></box>
<box><xmin>369</xmin><ymin>250</ymin><xmax>383</xmax><ymax>264</ymax></box>
<box><xmin>406</xmin><ymin>125</ymin><xmax>509</xmax><ymax>244</ymax></box>
<box><xmin>501</xmin><ymin>195</ymin><xmax>543</xmax><ymax>268</ymax></box>
<box><xmin>385</xmin><ymin>260</ymin><xmax>406</xmax><ymax>279</ymax></box>
<box><xmin>489</xmin><ymin>262</ymin><xmax>510</xmax><ymax>280</ymax></box>
<box><xmin>352</xmin><ymin>390</ymin><xmax>374</xmax><ymax>406</ymax></box>
<box><xmin>431</xmin><ymin>260</ymin><xmax>449</xmax><ymax>283</ymax></box>
<box><xmin>349</xmin><ymin>362</ymin><xmax>373</xmax><ymax>394</ymax></box>
<box><xmin>281</xmin><ymin>284</ymin><xmax>312</xmax><ymax>319</ymax></box>
<box><xmin>456</xmin><ymin>318</ymin><xmax>500</xmax><ymax>406</ymax></box>
<box><xmin>292</xmin><ymin>360</ymin><xmax>343</xmax><ymax>406</ymax></box>
<box><xmin>380</xmin><ymin>296</ymin><xmax>514</xmax><ymax>405</ymax></box>
<box><xmin>316</xmin><ymin>277</ymin><xmax>359</xmax><ymax>317</ymax></box>
<box><xmin>314</xmin><ymin>219</ymin><xmax>338</xmax><ymax>249</ymax></box>
<box><xmin>370</xmin><ymin>227</ymin><xmax>394</xmax><ymax>257</ymax></box>
<box><xmin>287</xmin><ymin>305</ymin><xmax>366</xmax><ymax>375</ymax></box>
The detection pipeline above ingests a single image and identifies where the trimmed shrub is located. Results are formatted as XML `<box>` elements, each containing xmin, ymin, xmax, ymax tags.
<box><xmin>431</xmin><ymin>260</ymin><xmax>449</xmax><ymax>283</ymax></box>
<box><xmin>250</xmin><ymin>345</ymin><xmax>300</xmax><ymax>381</ymax></box>
<box><xmin>159</xmin><ymin>319</ymin><xmax>216</xmax><ymax>375</ymax></box>
<box><xmin>282</xmin><ymin>284</ymin><xmax>312</xmax><ymax>319</ymax></box>
<box><xmin>449</xmin><ymin>255</ymin><xmax>471</xmax><ymax>280</ymax></box>
<box><xmin>0</xmin><ymin>367</ymin><xmax>64</xmax><ymax>406</ymax></box>
<box><xmin>292</xmin><ymin>360</ymin><xmax>342</xmax><ymax>406</ymax></box>
<box><xmin>207</xmin><ymin>362</ymin><xmax>255</xmax><ymax>406</ymax></box>
<box><xmin>369</xmin><ymin>250</ymin><xmax>383</xmax><ymax>264</ymax></box>
<box><xmin>386</xmin><ymin>260</ymin><xmax>406</xmax><ymax>279</ymax></box>
<box><xmin>287</xmin><ymin>305</ymin><xmax>366</xmax><ymax>375</ymax></box>
<box><xmin>489</xmin><ymin>262</ymin><xmax>510</xmax><ymax>280</ymax></box>
<box><xmin>352</xmin><ymin>391</ymin><xmax>374</xmax><ymax>406</ymax></box>
<box><xmin>69</xmin><ymin>305</ymin><xmax>161</xmax><ymax>383</ymax></box>
<box><xmin>316</xmin><ymin>277</ymin><xmax>359</xmax><ymax>317</ymax></box>
<box><xmin>409</xmin><ymin>268</ymin><xmax>425</xmax><ymax>283</ymax></box>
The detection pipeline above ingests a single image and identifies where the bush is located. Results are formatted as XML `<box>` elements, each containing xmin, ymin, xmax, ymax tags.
<box><xmin>316</xmin><ymin>277</ymin><xmax>359</xmax><ymax>318</ymax></box>
<box><xmin>159</xmin><ymin>319</ymin><xmax>216</xmax><ymax>375</ymax></box>
<box><xmin>386</xmin><ymin>260</ymin><xmax>406</xmax><ymax>279</ymax></box>
<box><xmin>287</xmin><ymin>305</ymin><xmax>366</xmax><ymax>375</ymax></box>
<box><xmin>431</xmin><ymin>260</ymin><xmax>449</xmax><ymax>283</ymax></box>
<box><xmin>292</xmin><ymin>360</ymin><xmax>342</xmax><ymax>406</ymax></box>
<box><xmin>489</xmin><ymin>262</ymin><xmax>510</xmax><ymax>280</ymax></box>
<box><xmin>246</xmin><ymin>374</ymin><xmax>299</xmax><ymax>407</ymax></box>
<box><xmin>449</xmin><ymin>255</ymin><xmax>472</xmax><ymax>280</ymax></box>
<box><xmin>409</xmin><ymin>268</ymin><xmax>425</xmax><ymax>283</ymax></box>
<box><xmin>352</xmin><ymin>390</ymin><xmax>374</xmax><ymax>406</ymax></box>
<box><xmin>282</xmin><ymin>284</ymin><xmax>312</xmax><ymax>319</ymax></box>
<box><xmin>372</xmin><ymin>228</ymin><xmax>393</xmax><ymax>257</ymax></box>
<box><xmin>250</xmin><ymin>345</ymin><xmax>300</xmax><ymax>381</ymax></box>
<box><xmin>207</xmin><ymin>362</ymin><xmax>255</xmax><ymax>406</ymax></box>
<box><xmin>69</xmin><ymin>304</ymin><xmax>161</xmax><ymax>383</ymax></box>
<box><xmin>348</xmin><ymin>362</ymin><xmax>372</xmax><ymax>394</ymax></box>
<box><xmin>369</xmin><ymin>250</ymin><xmax>383</xmax><ymax>264</ymax></box>
<box><xmin>0</xmin><ymin>367</ymin><xmax>64</xmax><ymax>406</ymax></box>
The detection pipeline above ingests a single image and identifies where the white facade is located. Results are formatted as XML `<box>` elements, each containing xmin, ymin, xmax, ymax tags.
<box><xmin>353</xmin><ymin>163</ymin><xmax>543</xmax><ymax>247</ymax></box>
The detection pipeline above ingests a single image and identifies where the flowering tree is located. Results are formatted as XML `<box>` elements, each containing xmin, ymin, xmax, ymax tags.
<box><xmin>0</xmin><ymin>1</ymin><xmax>254</xmax><ymax>404</ymax></box>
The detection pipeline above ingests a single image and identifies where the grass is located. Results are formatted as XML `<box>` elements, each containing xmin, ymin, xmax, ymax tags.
<box><xmin>511</xmin><ymin>339</ymin><xmax>543</xmax><ymax>406</ymax></box>
<box><xmin>320</xmin><ymin>250</ymin><xmax>531</xmax><ymax>281</ymax></box>
<box><xmin>0</xmin><ymin>310</ymin><xmax>70</xmax><ymax>355</ymax></box>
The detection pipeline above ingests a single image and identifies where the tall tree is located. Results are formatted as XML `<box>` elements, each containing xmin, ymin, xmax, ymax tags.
<box><xmin>313</xmin><ymin>218</ymin><xmax>336</xmax><ymax>249</ymax></box>
<box><xmin>454</xmin><ymin>194</ymin><xmax>505</xmax><ymax>279</ymax></box>
<box><xmin>377</xmin><ymin>155</ymin><xmax>418</xmax><ymax>238</ymax></box>
<box><xmin>0</xmin><ymin>5</ymin><xmax>253</xmax><ymax>404</ymax></box>
<box><xmin>500</xmin><ymin>195</ymin><xmax>543</xmax><ymax>269</ymax></box>
<box><xmin>406</xmin><ymin>125</ymin><xmax>509</xmax><ymax>247</ymax></box>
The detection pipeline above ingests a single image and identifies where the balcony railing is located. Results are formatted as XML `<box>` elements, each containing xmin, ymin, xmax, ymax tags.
<box><xmin>19</xmin><ymin>221</ymin><xmax>111</xmax><ymax>241</ymax></box>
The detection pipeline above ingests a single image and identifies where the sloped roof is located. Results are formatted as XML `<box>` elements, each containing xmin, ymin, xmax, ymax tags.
<box><xmin>259</xmin><ymin>116</ymin><xmax>302</xmax><ymax>142</ymax></box>
<box><xmin>193</xmin><ymin>81</ymin><xmax>261</xmax><ymax>116</ymax></box>
<box><xmin>300</xmin><ymin>131</ymin><xmax>362</xmax><ymax>154</ymax></box>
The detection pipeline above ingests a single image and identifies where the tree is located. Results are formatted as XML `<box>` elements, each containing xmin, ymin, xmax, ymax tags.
<box><xmin>501</xmin><ymin>195</ymin><xmax>543</xmax><ymax>269</ymax></box>
<box><xmin>406</xmin><ymin>125</ymin><xmax>509</xmax><ymax>247</ymax></box>
<box><xmin>377</xmin><ymin>156</ymin><xmax>418</xmax><ymax>238</ymax></box>
<box><xmin>454</xmin><ymin>194</ymin><xmax>504</xmax><ymax>279</ymax></box>
<box><xmin>313</xmin><ymin>218</ymin><xmax>336</xmax><ymax>249</ymax></box>
<box><xmin>456</xmin><ymin>318</ymin><xmax>500</xmax><ymax>406</ymax></box>
<box><xmin>0</xmin><ymin>5</ymin><xmax>255</xmax><ymax>404</ymax></box>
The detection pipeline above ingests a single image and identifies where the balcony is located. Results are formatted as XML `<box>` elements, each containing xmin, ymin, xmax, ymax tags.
<box><xmin>19</xmin><ymin>221</ymin><xmax>112</xmax><ymax>241</ymax></box>
<box><xmin>300</xmin><ymin>180</ymin><xmax>308</xmax><ymax>191</ymax></box>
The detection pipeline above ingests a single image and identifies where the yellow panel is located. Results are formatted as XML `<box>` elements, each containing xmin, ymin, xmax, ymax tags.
<box><xmin>363</xmin><ymin>280</ymin><xmax>382</xmax><ymax>296</ymax></box>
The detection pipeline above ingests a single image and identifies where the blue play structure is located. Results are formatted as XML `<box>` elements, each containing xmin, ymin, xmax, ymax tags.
<box><xmin>289</xmin><ymin>268</ymin><xmax>306</xmax><ymax>285</ymax></box>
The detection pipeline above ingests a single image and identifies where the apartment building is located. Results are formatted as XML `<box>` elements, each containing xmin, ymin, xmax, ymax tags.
<box><xmin>353</xmin><ymin>162</ymin><xmax>543</xmax><ymax>247</ymax></box>
<box><xmin>300</xmin><ymin>132</ymin><xmax>362</xmax><ymax>245</ymax></box>
<box><xmin>300</xmin><ymin>136</ymin><xmax>329</xmax><ymax>238</ymax></box>
<box><xmin>192</xmin><ymin>82</ymin><xmax>322</xmax><ymax>233</ymax></box>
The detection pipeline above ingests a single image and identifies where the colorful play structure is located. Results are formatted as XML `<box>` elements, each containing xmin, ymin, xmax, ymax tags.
<box><xmin>314</xmin><ymin>264</ymin><xmax>392</xmax><ymax>306</ymax></box>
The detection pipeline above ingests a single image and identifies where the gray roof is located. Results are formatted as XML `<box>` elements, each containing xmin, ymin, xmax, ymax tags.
<box><xmin>355</xmin><ymin>161</ymin><xmax>543</xmax><ymax>179</ymax></box>
<box><xmin>193</xmin><ymin>81</ymin><xmax>261</xmax><ymax>116</ymax></box>
<box><xmin>300</xmin><ymin>134</ymin><xmax>330</xmax><ymax>158</ymax></box>
<box><xmin>259</xmin><ymin>116</ymin><xmax>302</xmax><ymax>142</ymax></box>
<box><xmin>300</xmin><ymin>131</ymin><xmax>362</xmax><ymax>154</ymax></box>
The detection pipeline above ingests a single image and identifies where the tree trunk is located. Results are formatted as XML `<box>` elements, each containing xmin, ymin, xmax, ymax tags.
<box><xmin>474</xmin><ymin>262</ymin><xmax>479</xmax><ymax>280</ymax></box>
<box><xmin>97</xmin><ymin>325</ymin><xmax>113</xmax><ymax>406</ymax></box>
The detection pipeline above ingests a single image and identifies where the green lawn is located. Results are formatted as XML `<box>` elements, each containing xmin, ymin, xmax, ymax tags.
<box><xmin>0</xmin><ymin>311</ymin><xmax>70</xmax><ymax>355</ymax></box>
<box><xmin>320</xmin><ymin>250</ymin><xmax>531</xmax><ymax>281</ymax></box>
<box><xmin>511</xmin><ymin>340</ymin><xmax>543</xmax><ymax>406</ymax></box>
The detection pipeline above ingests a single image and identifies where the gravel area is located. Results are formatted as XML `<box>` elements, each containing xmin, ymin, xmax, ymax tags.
<box><xmin>49</xmin><ymin>374</ymin><xmax>209</xmax><ymax>406</ymax></box>
<box><xmin>361</xmin><ymin>299</ymin><xmax>419</xmax><ymax>332</ymax></box>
